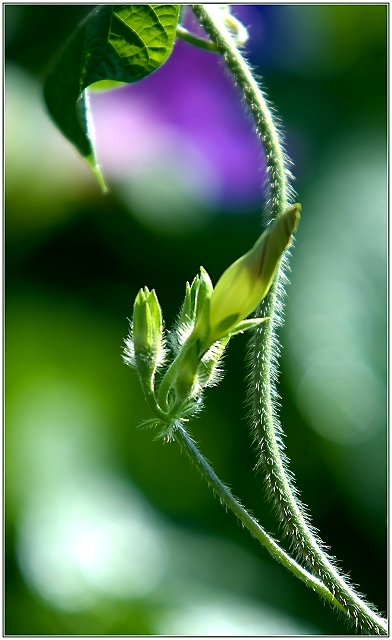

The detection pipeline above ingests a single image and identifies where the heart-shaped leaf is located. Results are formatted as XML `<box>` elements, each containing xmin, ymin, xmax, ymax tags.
<box><xmin>43</xmin><ymin>5</ymin><xmax>180</xmax><ymax>190</ymax></box>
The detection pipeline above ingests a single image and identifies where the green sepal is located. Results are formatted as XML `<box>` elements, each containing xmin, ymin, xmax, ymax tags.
<box><xmin>197</xmin><ymin>337</ymin><xmax>229</xmax><ymax>389</ymax></box>
<box><xmin>173</xmin><ymin>341</ymin><xmax>201</xmax><ymax>403</ymax></box>
<box><xmin>137</xmin><ymin>418</ymin><xmax>161</xmax><ymax>430</ymax></box>
<box><xmin>227</xmin><ymin>317</ymin><xmax>270</xmax><ymax>337</ymax></box>
<box><xmin>179</xmin><ymin>281</ymin><xmax>193</xmax><ymax>326</ymax></box>
<box><xmin>147</xmin><ymin>288</ymin><xmax>163</xmax><ymax>352</ymax></box>
<box><xmin>133</xmin><ymin>288</ymin><xmax>150</xmax><ymax>357</ymax></box>
<box><xmin>178</xmin><ymin>276</ymin><xmax>200</xmax><ymax>326</ymax></box>
<box><xmin>192</xmin><ymin>267</ymin><xmax>213</xmax><ymax>345</ymax></box>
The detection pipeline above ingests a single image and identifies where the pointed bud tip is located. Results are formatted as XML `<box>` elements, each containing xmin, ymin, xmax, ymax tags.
<box><xmin>290</xmin><ymin>203</ymin><xmax>302</xmax><ymax>230</ymax></box>
<box><xmin>135</xmin><ymin>288</ymin><xmax>147</xmax><ymax>304</ymax></box>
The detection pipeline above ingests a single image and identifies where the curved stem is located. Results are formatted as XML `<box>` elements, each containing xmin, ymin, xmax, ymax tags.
<box><xmin>172</xmin><ymin>420</ymin><xmax>347</xmax><ymax>614</ymax></box>
<box><xmin>192</xmin><ymin>5</ymin><xmax>387</xmax><ymax>635</ymax></box>
<box><xmin>140</xmin><ymin>376</ymin><xmax>170</xmax><ymax>423</ymax></box>
<box><xmin>249</xmin><ymin>317</ymin><xmax>388</xmax><ymax>635</ymax></box>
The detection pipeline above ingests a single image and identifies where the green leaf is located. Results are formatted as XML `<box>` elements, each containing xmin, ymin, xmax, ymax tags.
<box><xmin>43</xmin><ymin>5</ymin><xmax>180</xmax><ymax>191</ymax></box>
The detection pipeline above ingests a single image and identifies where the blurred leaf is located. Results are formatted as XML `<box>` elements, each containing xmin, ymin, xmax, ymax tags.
<box><xmin>43</xmin><ymin>5</ymin><xmax>180</xmax><ymax>190</ymax></box>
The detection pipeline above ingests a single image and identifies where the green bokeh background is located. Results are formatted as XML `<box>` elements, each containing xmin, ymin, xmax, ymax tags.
<box><xmin>5</xmin><ymin>4</ymin><xmax>387</xmax><ymax>635</ymax></box>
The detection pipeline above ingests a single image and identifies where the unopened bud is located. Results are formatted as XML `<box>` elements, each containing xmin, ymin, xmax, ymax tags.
<box><xmin>209</xmin><ymin>204</ymin><xmax>301</xmax><ymax>342</ymax></box>
<box><xmin>133</xmin><ymin>287</ymin><xmax>163</xmax><ymax>369</ymax></box>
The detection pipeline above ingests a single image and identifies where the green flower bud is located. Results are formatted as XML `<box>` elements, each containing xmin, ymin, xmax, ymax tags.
<box><xmin>208</xmin><ymin>204</ymin><xmax>301</xmax><ymax>343</ymax></box>
<box><xmin>133</xmin><ymin>286</ymin><xmax>164</xmax><ymax>370</ymax></box>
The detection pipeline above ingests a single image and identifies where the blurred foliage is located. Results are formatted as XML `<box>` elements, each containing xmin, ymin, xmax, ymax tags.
<box><xmin>5</xmin><ymin>4</ymin><xmax>387</xmax><ymax>635</ymax></box>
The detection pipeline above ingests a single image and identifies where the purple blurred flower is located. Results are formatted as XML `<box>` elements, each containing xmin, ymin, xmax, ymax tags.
<box><xmin>90</xmin><ymin>8</ymin><xmax>271</xmax><ymax>213</ymax></box>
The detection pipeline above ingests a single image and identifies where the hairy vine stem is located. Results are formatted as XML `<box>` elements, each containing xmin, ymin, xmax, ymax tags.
<box><xmin>192</xmin><ymin>4</ymin><xmax>387</xmax><ymax>634</ymax></box>
<box><xmin>171</xmin><ymin>420</ymin><xmax>346</xmax><ymax>614</ymax></box>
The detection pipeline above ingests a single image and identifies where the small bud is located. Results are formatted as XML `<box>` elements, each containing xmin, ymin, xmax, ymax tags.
<box><xmin>222</xmin><ymin>9</ymin><xmax>249</xmax><ymax>47</ymax></box>
<box><xmin>208</xmin><ymin>204</ymin><xmax>301</xmax><ymax>342</ymax></box>
<box><xmin>133</xmin><ymin>286</ymin><xmax>164</xmax><ymax>370</ymax></box>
